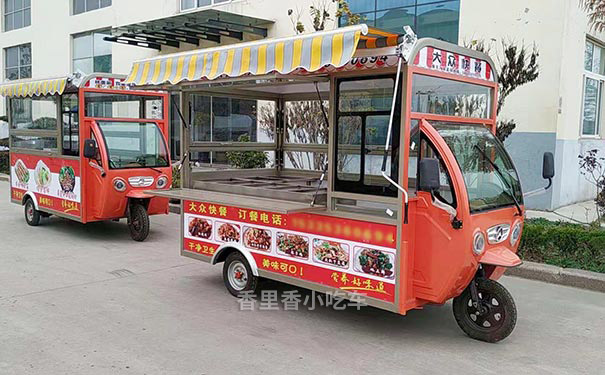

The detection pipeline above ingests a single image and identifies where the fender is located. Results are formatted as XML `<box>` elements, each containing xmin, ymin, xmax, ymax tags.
<box><xmin>480</xmin><ymin>247</ymin><xmax>522</xmax><ymax>268</ymax></box>
<box><xmin>211</xmin><ymin>243</ymin><xmax>260</xmax><ymax>276</ymax></box>
<box><xmin>22</xmin><ymin>191</ymin><xmax>39</xmax><ymax>210</ymax></box>
<box><xmin>126</xmin><ymin>191</ymin><xmax>154</xmax><ymax>199</ymax></box>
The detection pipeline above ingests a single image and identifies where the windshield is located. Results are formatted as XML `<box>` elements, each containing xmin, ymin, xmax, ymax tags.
<box><xmin>97</xmin><ymin>121</ymin><xmax>169</xmax><ymax>169</ymax></box>
<box><xmin>432</xmin><ymin>123</ymin><xmax>523</xmax><ymax>213</ymax></box>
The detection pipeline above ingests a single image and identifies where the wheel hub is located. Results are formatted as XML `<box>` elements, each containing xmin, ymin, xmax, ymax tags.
<box><xmin>467</xmin><ymin>291</ymin><xmax>505</xmax><ymax>329</ymax></box>
<box><xmin>227</xmin><ymin>261</ymin><xmax>248</xmax><ymax>291</ymax></box>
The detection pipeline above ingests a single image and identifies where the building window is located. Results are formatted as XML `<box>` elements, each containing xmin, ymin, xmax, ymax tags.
<box><xmin>4</xmin><ymin>0</ymin><xmax>31</xmax><ymax>31</ymax></box>
<box><xmin>4</xmin><ymin>43</ymin><xmax>31</xmax><ymax>81</ymax></box>
<box><xmin>72</xmin><ymin>30</ymin><xmax>112</xmax><ymax>74</ymax></box>
<box><xmin>582</xmin><ymin>40</ymin><xmax>605</xmax><ymax>136</ymax></box>
<box><xmin>73</xmin><ymin>0</ymin><xmax>111</xmax><ymax>15</ymax></box>
<box><xmin>340</xmin><ymin>0</ymin><xmax>460</xmax><ymax>43</ymax></box>
<box><xmin>181</xmin><ymin>0</ymin><xmax>229</xmax><ymax>11</ymax></box>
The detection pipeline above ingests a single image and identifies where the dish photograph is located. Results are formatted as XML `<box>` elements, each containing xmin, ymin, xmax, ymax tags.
<box><xmin>59</xmin><ymin>166</ymin><xmax>76</xmax><ymax>193</ymax></box>
<box><xmin>189</xmin><ymin>217</ymin><xmax>213</xmax><ymax>239</ymax></box>
<box><xmin>354</xmin><ymin>247</ymin><xmax>395</xmax><ymax>279</ymax></box>
<box><xmin>35</xmin><ymin>160</ymin><xmax>52</xmax><ymax>188</ymax></box>
<box><xmin>313</xmin><ymin>239</ymin><xmax>349</xmax><ymax>268</ymax></box>
<box><xmin>15</xmin><ymin>159</ymin><xmax>30</xmax><ymax>185</ymax></box>
<box><xmin>243</xmin><ymin>227</ymin><xmax>272</xmax><ymax>251</ymax></box>
<box><xmin>276</xmin><ymin>232</ymin><xmax>309</xmax><ymax>259</ymax></box>
<box><xmin>217</xmin><ymin>222</ymin><xmax>240</xmax><ymax>243</ymax></box>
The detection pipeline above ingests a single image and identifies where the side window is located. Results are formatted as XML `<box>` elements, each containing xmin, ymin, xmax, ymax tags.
<box><xmin>418</xmin><ymin>136</ymin><xmax>457</xmax><ymax>208</ymax></box>
<box><xmin>62</xmin><ymin>94</ymin><xmax>80</xmax><ymax>156</ymax></box>
<box><xmin>334</xmin><ymin>76</ymin><xmax>400</xmax><ymax>197</ymax></box>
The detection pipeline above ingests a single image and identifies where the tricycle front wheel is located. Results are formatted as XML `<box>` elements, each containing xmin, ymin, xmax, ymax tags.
<box><xmin>128</xmin><ymin>203</ymin><xmax>149</xmax><ymax>242</ymax></box>
<box><xmin>453</xmin><ymin>278</ymin><xmax>517</xmax><ymax>343</ymax></box>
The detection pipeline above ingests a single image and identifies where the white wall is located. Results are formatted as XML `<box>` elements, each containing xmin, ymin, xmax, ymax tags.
<box><xmin>0</xmin><ymin>0</ymin><xmax>321</xmax><ymax>116</ymax></box>
<box><xmin>458</xmin><ymin>0</ymin><xmax>566</xmax><ymax>135</ymax></box>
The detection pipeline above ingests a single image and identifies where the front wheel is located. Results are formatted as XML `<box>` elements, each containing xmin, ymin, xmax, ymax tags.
<box><xmin>453</xmin><ymin>278</ymin><xmax>517</xmax><ymax>343</ymax></box>
<box><xmin>128</xmin><ymin>203</ymin><xmax>149</xmax><ymax>242</ymax></box>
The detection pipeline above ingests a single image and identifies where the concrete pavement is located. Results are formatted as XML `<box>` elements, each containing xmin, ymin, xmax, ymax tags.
<box><xmin>0</xmin><ymin>182</ymin><xmax>604</xmax><ymax>375</ymax></box>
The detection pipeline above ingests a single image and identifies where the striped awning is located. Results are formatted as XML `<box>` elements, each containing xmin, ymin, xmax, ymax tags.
<box><xmin>126</xmin><ymin>24</ymin><xmax>370</xmax><ymax>86</ymax></box>
<box><xmin>0</xmin><ymin>77</ymin><xmax>68</xmax><ymax>98</ymax></box>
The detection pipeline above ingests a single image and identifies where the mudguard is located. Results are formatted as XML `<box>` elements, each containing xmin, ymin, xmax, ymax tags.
<box><xmin>22</xmin><ymin>192</ymin><xmax>39</xmax><ymax>209</ymax></box>
<box><xmin>211</xmin><ymin>243</ymin><xmax>260</xmax><ymax>276</ymax></box>
<box><xmin>480</xmin><ymin>247</ymin><xmax>522</xmax><ymax>268</ymax></box>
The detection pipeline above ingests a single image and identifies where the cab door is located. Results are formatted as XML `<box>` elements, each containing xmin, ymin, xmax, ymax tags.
<box><xmin>82</xmin><ymin>120</ymin><xmax>109</xmax><ymax>221</ymax></box>
<box><xmin>411</xmin><ymin>119</ymin><xmax>474</xmax><ymax>303</ymax></box>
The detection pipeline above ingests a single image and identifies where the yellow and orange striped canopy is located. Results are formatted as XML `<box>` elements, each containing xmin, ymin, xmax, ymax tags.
<box><xmin>125</xmin><ymin>24</ymin><xmax>371</xmax><ymax>86</ymax></box>
<box><xmin>0</xmin><ymin>77</ymin><xmax>67</xmax><ymax>98</ymax></box>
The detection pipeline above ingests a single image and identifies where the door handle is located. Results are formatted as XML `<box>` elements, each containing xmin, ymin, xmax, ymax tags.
<box><xmin>89</xmin><ymin>161</ymin><xmax>106</xmax><ymax>177</ymax></box>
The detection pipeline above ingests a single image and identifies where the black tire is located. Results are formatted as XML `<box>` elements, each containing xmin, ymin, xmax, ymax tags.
<box><xmin>453</xmin><ymin>278</ymin><xmax>517</xmax><ymax>343</ymax></box>
<box><xmin>223</xmin><ymin>252</ymin><xmax>259</xmax><ymax>297</ymax></box>
<box><xmin>24</xmin><ymin>198</ymin><xmax>41</xmax><ymax>226</ymax></box>
<box><xmin>128</xmin><ymin>203</ymin><xmax>150</xmax><ymax>242</ymax></box>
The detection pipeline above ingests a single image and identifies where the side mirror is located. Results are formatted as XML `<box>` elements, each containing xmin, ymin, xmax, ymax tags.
<box><xmin>542</xmin><ymin>152</ymin><xmax>554</xmax><ymax>179</ymax></box>
<box><xmin>83</xmin><ymin>139</ymin><xmax>97</xmax><ymax>159</ymax></box>
<box><xmin>418</xmin><ymin>158</ymin><xmax>441</xmax><ymax>192</ymax></box>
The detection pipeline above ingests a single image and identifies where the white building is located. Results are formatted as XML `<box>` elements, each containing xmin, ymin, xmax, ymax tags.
<box><xmin>0</xmin><ymin>0</ymin><xmax>603</xmax><ymax>210</ymax></box>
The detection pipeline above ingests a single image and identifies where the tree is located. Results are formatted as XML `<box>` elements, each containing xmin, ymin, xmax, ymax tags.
<box><xmin>581</xmin><ymin>0</ymin><xmax>605</xmax><ymax>31</ymax></box>
<box><xmin>578</xmin><ymin>149</ymin><xmax>605</xmax><ymax>222</ymax></box>
<box><xmin>467</xmin><ymin>40</ymin><xmax>540</xmax><ymax>141</ymax></box>
<box><xmin>288</xmin><ymin>0</ymin><xmax>362</xmax><ymax>35</ymax></box>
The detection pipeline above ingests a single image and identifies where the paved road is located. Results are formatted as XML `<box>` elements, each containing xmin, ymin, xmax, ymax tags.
<box><xmin>0</xmin><ymin>183</ymin><xmax>603</xmax><ymax>375</ymax></box>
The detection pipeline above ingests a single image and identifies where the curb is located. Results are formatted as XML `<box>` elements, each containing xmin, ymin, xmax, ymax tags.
<box><xmin>507</xmin><ymin>261</ymin><xmax>605</xmax><ymax>293</ymax></box>
<box><xmin>0</xmin><ymin>174</ymin><xmax>8</xmax><ymax>182</ymax></box>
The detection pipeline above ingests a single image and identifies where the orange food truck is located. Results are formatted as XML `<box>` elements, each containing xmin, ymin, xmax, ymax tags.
<box><xmin>2</xmin><ymin>74</ymin><xmax>172</xmax><ymax>241</ymax></box>
<box><xmin>126</xmin><ymin>25</ymin><xmax>554</xmax><ymax>342</ymax></box>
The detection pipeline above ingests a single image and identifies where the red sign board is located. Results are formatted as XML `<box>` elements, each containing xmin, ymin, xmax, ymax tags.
<box><xmin>183</xmin><ymin>200</ymin><xmax>398</xmax><ymax>303</ymax></box>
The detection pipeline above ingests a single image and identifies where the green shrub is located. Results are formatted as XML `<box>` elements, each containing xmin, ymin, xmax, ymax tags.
<box><xmin>519</xmin><ymin>219</ymin><xmax>605</xmax><ymax>273</ymax></box>
<box><xmin>225</xmin><ymin>134</ymin><xmax>269</xmax><ymax>169</ymax></box>
<box><xmin>172</xmin><ymin>164</ymin><xmax>181</xmax><ymax>188</ymax></box>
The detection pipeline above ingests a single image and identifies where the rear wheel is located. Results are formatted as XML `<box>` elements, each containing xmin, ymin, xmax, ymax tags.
<box><xmin>223</xmin><ymin>252</ymin><xmax>259</xmax><ymax>297</ymax></box>
<box><xmin>453</xmin><ymin>278</ymin><xmax>517</xmax><ymax>343</ymax></box>
<box><xmin>128</xmin><ymin>203</ymin><xmax>149</xmax><ymax>242</ymax></box>
<box><xmin>24</xmin><ymin>198</ymin><xmax>41</xmax><ymax>226</ymax></box>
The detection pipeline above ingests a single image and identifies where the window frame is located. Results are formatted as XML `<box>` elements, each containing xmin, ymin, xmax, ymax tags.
<box><xmin>180</xmin><ymin>0</ymin><xmax>231</xmax><ymax>12</ymax></box>
<box><xmin>72</xmin><ymin>29</ymin><xmax>112</xmax><ymax>75</ymax></box>
<box><xmin>582</xmin><ymin>39</ymin><xmax>605</xmax><ymax>138</ymax></box>
<box><xmin>187</xmin><ymin>91</ymin><xmax>278</xmax><ymax>169</ymax></box>
<box><xmin>333</xmin><ymin>74</ymin><xmax>402</xmax><ymax>198</ymax></box>
<box><xmin>72</xmin><ymin>0</ymin><xmax>112</xmax><ymax>15</ymax></box>
<box><xmin>8</xmin><ymin>93</ymin><xmax>62</xmax><ymax>154</ymax></box>
<box><xmin>4</xmin><ymin>43</ymin><xmax>32</xmax><ymax>81</ymax></box>
<box><xmin>339</xmin><ymin>0</ymin><xmax>460</xmax><ymax>43</ymax></box>
<box><xmin>3</xmin><ymin>0</ymin><xmax>31</xmax><ymax>32</ymax></box>
<box><xmin>282</xmin><ymin>93</ymin><xmax>329</xmax><ymax>172</ymax></box>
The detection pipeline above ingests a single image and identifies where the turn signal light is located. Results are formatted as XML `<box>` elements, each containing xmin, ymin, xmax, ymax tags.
<box><xmin>113</xmin><ymin>178</ymin><xmax>127</xmax><ymax>192</ymax></box>
<box><xmin>157</xmin><ymin>175</ymin><xmax>169</xmax><ymax>189</ymax></box>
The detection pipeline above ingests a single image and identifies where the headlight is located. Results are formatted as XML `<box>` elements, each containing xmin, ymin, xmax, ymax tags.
<box><xmin>157</xmin><ymin>175</ymin><xmax>169</xmax><ymax>189</ymax></box>
<box><xmin>510</xmin><ymin>221</ymin><xmax>522</xmax><ymax>246</ymax></box>
<box><xmin>473</xmin><ymin>231</ymin><xmax>486</xmax><ymax>255</ymax></box>
<box><xmin>113</xmin><ymin>178</ymin><xmax>127</xmax><ymax>192</ymax></box>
